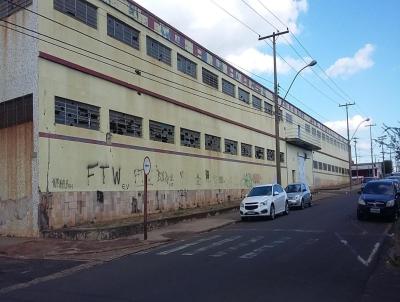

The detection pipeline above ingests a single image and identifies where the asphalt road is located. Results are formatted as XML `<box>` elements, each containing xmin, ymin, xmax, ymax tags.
<box><xmin>1</xmin><ymin>191</ymin><xmax>393</xmax><ymax>302</ymax></box>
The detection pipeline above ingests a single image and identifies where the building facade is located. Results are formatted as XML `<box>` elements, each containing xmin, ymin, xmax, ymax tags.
<box><xmin>0</xmin><ymin>0</ymin><xmax>349</xmax><ymax>237</ymax></box>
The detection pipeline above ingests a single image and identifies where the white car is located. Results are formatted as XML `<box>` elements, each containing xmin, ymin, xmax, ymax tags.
<box><xmin>240</xmin><ymin>184</ymin><xmax>289</xmax><ymax>220</ymax></box>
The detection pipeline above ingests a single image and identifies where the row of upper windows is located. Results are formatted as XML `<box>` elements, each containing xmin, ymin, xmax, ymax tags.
<box><xmin>313</xmin><ymin>160</ymin><xmax>349</xmax><ymax>175</ymax></box>
<box><xmin>304</xmin><ymin>123</ymin><xmax>348</xmax><ymax>151</ymax></box>
<box><xmin>53</xmin><ymin>0</ymin><xmax>347</xmax><ymax>144</ymax></box>
<box><xmin>54</xmin><ymin>96</ymin><xmax>285</xmax><ymax>162</ymax></box>
<box><xmin>0</xmin><ymin>0</ymin><xmax>32</xmax><ymax>19</ymax></box>
<box><xmin>52</xmin><ymin>0</ymin><xmax>275</xmax><ymax>114</ymax></box>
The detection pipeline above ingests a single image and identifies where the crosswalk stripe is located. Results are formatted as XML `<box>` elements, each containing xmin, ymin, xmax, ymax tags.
<box><xmin>210</xmin><ymin>236</ymin><xmax>264</xmax><ymax>257</ymax></box>
<box><xmin>182</xmin><ymin>236</ymin><xmax>241</xmax><ymax>256</ymax></box>
<box><xmin>240</xmin><ymin>245</ymin><xmax>275</xmax><ymax>259</ymax></box>
<box><xmin>157</xmin><ymin>235</ymin><xmax>221</xmax><ymax>255</ymax></box>
<box><xmin>239</xmin><ymin>237</ymin><xmax>291</xmax><ymax>259</ymax></box>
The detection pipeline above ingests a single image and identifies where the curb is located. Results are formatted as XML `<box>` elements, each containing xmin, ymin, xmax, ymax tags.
<box><xmin>42</xmin><ymin>205</ymin><xmax>239</xmax><ymax>241</ymax></box>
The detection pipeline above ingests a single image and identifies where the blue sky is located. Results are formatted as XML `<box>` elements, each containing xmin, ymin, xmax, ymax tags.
<box><xmin>136</xmin><ymin>0</ymin><xmax>400</xmax><ymax>164</ymax></box>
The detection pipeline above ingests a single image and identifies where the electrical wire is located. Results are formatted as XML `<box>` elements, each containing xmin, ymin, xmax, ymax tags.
<box><xmin>3</xmin><ymin>0</ymin><xmax>344</xmax><ymax>138</ymax></box>
<box><xmin>0</xmin><ymin>21</ymin><xmax>275</xmax><ymax>120</ymax></box>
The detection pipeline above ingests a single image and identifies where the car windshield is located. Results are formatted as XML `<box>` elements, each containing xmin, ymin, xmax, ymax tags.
<box><xmin>247</xmin><ymin>186</ymin><xmax>272</xmax><ymax>197</ymax></box>
<box><xmin>286</xmin><ymin>184</ymin><xmax>301</xmax><ymax>193</ymax></box>
<box><xmin>363</xmin><ymin>182</ymin><xmax>394</xmax><ymax>195</ymax></box>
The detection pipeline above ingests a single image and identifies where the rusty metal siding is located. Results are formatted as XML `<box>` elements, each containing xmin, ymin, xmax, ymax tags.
<box><xmin>0</xmin><ymin>94</ymin><xmax>33</xmax><ymax>202</ymax></box>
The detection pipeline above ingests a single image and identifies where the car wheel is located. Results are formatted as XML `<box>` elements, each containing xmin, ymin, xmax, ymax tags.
<box><xmin>308</xmin><ymin>198</ymin><xmax>313</xmax><ymax>207</ymax></box>
<box><xmin>284</xmin><ymin>201</ymin><xmax>289</xmax><ymax>215</ymax></box>
<box><xmin>300</xmin><ymin>199</ymin><xmax>304</xmax><ymax>210</ymax></box>
<box><xmin>269</xmin><ymin>204</ymin><xmax>275</xmax><ymax>220</ymax></box>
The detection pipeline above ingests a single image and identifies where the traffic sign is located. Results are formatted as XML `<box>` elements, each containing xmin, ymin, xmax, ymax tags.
<box><xmin>143</xmin><ymin>156</ymin><xmax>151</xmax><ymax>175</ymax></box>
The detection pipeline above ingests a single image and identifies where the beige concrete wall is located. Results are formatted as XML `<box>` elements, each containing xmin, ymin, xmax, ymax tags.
<box><xmin>0</xmin><ymin>1</ymin><xmax>39</xmax><ymax>237</ymax></box>
<box><xmin>33</xmin><ymin>0</ymin><xmax>349</xmax><ymax>229</ymax></box>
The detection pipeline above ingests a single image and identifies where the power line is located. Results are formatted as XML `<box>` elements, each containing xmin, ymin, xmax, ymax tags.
<box><xmin>0</xmin><ymin>21</ymin><xmax>275</xmax><ymax>120</ymax></box>
<box><xmin>254</xmin><ymin>0</ymin><xmax>371</xmax><ymax>117</ymax></box>
<box><xmin>4</xmin><ymin>0</ymin><xmax>337</xmax><ymax>133</ymax></box>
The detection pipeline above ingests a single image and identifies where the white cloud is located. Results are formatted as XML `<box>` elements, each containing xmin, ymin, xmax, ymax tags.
<box><xmin>324</xmin><ymin>115</ymin><xmax>371</xmax><ymax>138</ymax></box>
<box><xmin>226</xmin><ymin>48</ymin><xmax>312</xmax><ymax>75</ymax></box>
<box><xmin>134</xmin><ymin>0</ymin><xmax>309</xmax><ymax>74</ymax></box>
<box><xmin>326</xmin><ymin>44</ymin><xmax>375</xmax><ymax>78</ymax></box>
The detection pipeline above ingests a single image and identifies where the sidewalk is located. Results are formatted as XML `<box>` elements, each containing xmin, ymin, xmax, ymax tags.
<box><xmin>0</xmin><ymin>187</ymin><xmax>349</xmax><ymax>262</ymax></box>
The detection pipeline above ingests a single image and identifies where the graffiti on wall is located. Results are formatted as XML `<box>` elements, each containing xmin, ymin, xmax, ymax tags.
<box><xmin>241</xmin><ymin>173</ymin><xmax>262</xmax><ymax>188</ymax></box>
<box><xmin>52</xmin><ymin>178</ymin><xmax>73</xmax><ymax>190</ymax></box>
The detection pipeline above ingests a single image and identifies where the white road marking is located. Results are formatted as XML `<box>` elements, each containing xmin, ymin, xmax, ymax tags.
<box><xmin>182</xmin><ymin>236</ymin><xmax>241</xmax><ymax>256</ymax></box>
<box><xmin>273</xmin><ymin>228</ymin><xmax>325</xmax><ymax>234</ymax></box>
<box><xmin>239</xmin><ymin>245</ymin><xmax>275</xmax><ymax>259</ymax></box>
<box><xmin>135</xmin><ymin>240</ymin><xmax>184</xmax><ymax>255</ymax></box>
<box><xmin>157</xmin><ymin>235</ymin><xmax>221</xmax><ymax>255</ymax></box>
<box><xmin>210</xmin><ymin>236</ymin><xmax>264</xmax><ymax>257</ymax></box>
<box><xmin>239</xmin><ymin>237</ymin><xmax>291</xmax><ymax>259</ymax></box>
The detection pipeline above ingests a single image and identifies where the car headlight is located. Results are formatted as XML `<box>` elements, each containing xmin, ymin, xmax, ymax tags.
<box><xmin>386</xmin><ymin>200</ymin><xmax>395</xmax><ymax>207</ymax></box>
<box><xmin>260</xmin><ymin>201</ymin><xmax>266</xmax><ymax>206</ymax></box>
<box><xmin>295</xmin><ymin>195</ymin><xmax>301</xmax><ymax>200</ymax></box>
<box><xmin>358</xmin><ymin>198</ymin><xmax>366</xmax><ymax>205</ymax></box>
<box><xmin>240</xmin><ymin>202</ymin><xmax>244</xmax><ymax>208</ymax></box>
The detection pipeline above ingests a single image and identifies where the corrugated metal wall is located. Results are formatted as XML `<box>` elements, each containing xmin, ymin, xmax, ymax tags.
<box><xmin>0</xmin><ymin>94</ymin><xmax>33</xmax><ymax>202</ymax></box>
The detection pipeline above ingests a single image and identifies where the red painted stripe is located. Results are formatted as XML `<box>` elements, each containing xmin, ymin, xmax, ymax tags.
<box><xmin>39</xmin><ymin>132</ymin><xmax>278</xmax><ymax>168</ymax></box>
<box><xmin>38</xmin><ymin>52</ymin><xmax>348</xmax><ymax>164</ymax></box>
<box><xmin>38</xmin><ymin>51</ymin><xmax>275</xmax><ymax>139</ymax></box>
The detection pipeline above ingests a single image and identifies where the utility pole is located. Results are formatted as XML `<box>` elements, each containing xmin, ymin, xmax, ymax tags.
<box><xmin>375</xmin><ymin>136</ymin><xmax>387</xmax><ymax>177</ymax></box>
<box><xmin>259</xmin><ymin>29</ymin><xmax>289</xmax><ymax>185</ymax></box>
<box><xmin>365</xmin><ymin>123</ymin><xmax>376</xmax><ymax>177</ymax></box>
<box><xmin>339</xmin><ymin>102</ymin><xmax>355</xmax><ymax>191</ymax></box>
<box><xmin>353</xmin><ymin>137</ymin><xmax>359</xmax><ymax>181</ymax></box>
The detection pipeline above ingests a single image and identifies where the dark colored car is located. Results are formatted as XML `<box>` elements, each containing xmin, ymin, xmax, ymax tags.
<box><xmin>361</xmin><ymin>177</ymin><xmax>377</xmax><ymax>190</ymax></box>
<box><xmin>357</xmin><ymin>180</ymin><xmax>400</xmax><ymax>221</ymax></box>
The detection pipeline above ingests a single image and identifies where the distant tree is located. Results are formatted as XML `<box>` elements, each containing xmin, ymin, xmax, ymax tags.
<box><xmin>383</xmin><ymin>124</ymin><xmax>400</xmax><ymax>161</ymax></box>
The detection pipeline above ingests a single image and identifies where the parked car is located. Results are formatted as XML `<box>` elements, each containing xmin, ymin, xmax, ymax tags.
<box><xmin>240</xmin><ymin>184</ymin><xmax>288</xmax><ymax>220</ymax></box>
<box><xmin>357</xmin><ymin>180</ymin><xmax>400</xmax><ymax>221</ymax></box>
<box><xmin>285</xmin><ymin>183</ymin><xmax>312</xmax><ymax>209</ymax></box>
<box><xmin>361</xmin><ymin>177</ymin><xmax>377</xmax><ymax>191</ymax></box>
<box><xmin>385</xmin><ymin>176</ymin><xmax>400</xmax><ymax>190</ymax></box>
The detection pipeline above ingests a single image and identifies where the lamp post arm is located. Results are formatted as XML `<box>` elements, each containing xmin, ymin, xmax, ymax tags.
<box><xmin>283</xmin><ymin>65</ymin><xmax>308</xmax><ymax>100</ymax></box>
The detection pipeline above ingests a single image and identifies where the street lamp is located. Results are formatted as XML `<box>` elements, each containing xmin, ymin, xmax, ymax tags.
<box><xmin>283</xmin><ymin>60</ymin><xmax>317</xmax><ymax>100</ymax></box>
<box><xmin>350</xmin><ymin>118</ymin><xmax>370</xmax><ymax>141</ymax></box>
<box><xmin>348</xmin><ymin>118</ymin><xmax>369</xmax><ymax>185</ymax></box>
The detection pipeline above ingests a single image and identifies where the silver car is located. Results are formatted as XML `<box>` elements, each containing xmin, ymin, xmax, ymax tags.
<box><xmin>285</xmin><ymin>183</ymin><xmax>312</xmax><ymax>209</ymax></box>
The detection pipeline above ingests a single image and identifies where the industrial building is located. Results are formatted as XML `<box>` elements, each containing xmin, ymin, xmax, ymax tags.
<box><xmin>0</xmin><ymin>0</ymin><xmax>349</xmax><ymax>237</ymax></box>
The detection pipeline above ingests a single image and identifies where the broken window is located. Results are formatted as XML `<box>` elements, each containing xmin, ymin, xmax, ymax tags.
<box><xmin>267</xmin><ymin>149</ymin><xmax>275</xmax><ymax>161</ymax></box>
<box><xmin>224</xmin><ymin>139</ymin><xmax>237</xmax><ymax>155</ymax></box>
<box><xmin>177</xmin><ymin>54</ymin><xmax>197</xmax><ymax>78</ymax></box>
<box><xmin>107</xmin><ymin>14</ymin><xmax>140</xmax><ymax>49</ymax></box>
<box><xmin>222</xmin><ymin>79</ymin><xmax>235</xmax><ymax>97</ymax></box>
<box><xmin>54</xmin><ymin>0</ymin><xmax>97</xmax><ymax>28</ymax></box>
<box><xmin>238</xmin><ymin>88</ymin><xmax>250</xmax><ymax>103</ymax></box>
<box><xmin>241</xmin><ymin>143</ymin><xmax>252</xmax><ymax>157</ymax></box>
<box><xmin>55</xmin><ymin>97</ymin><xmax>99</xmax><ymax>130</ymax></box>
<box><xmin>264</xmin><ymin>102</ymin><xmax>273</xmax><ymax>115</ymax></box>
<box><xmin>205</xmin><ymin>134</ymin><xmax>221</xmax><ymax>152</ymax></box>
<box><xmin>180</xmin><ymin>128</ymin><xmax>200</xmax><ymax>148</ymax></box>
<box><xmin>146</xmin><ymin>36</ymin><xmax>171</xmax><ymax>65</ymax></box>
<box><xmin>202</xmin><ymin>68</ymin><xmax>218</xmax><ymax>89</ymax></box>
<box><xmin>149</xmin><ymin>120</ymin><xmax>174</xmax><ymax>144</ymax></box>
<box><xmin>0</xmin><ymin>0</ymin><xmax>32</xmax><ymax>19</ymax></box>
<box><xmin>109</xmin><ymin>110</ymin><xmax>142</xmax><ymax>137</ymax></box>
<box><xmin>255</xmin><ymin>146</ymin><xmax>265</xmax><ymax>160</ymax></box>
<box><xmin>252</xmin><ymin>96</ymin><xmax>262</xmax><ymax>110</ymax></box>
